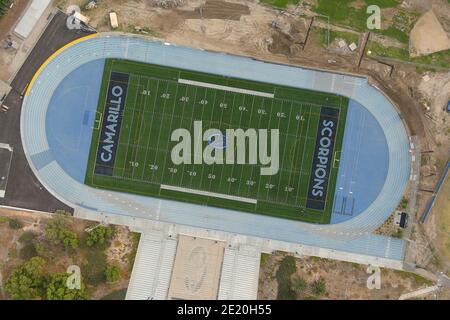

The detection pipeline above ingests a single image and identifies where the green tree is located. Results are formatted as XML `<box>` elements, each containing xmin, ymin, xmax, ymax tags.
<box><xmin>105</xmin><ymin>265</ymin><xmax>121</xmax><ymax>283</ymax></box>
<box><xmin>45</xmin><ymin>214</ymin><xmax>78</xmax><ymax>249</ymax></box>
<box><xmin>45</xmin><ymin>273</ymin><xmax>88</xmax><ymax>300</ymax></box>
<box><xmin>85</xmin><ymin>225</ymin><xmax>114</xmax><ymax>247</ymax></box>
<box><xmin>4</xmin><ymin>257</ymin><xmax>46</xmax><ymax>300</ymax></box>
<box><xmin>311</xmin><ymin>279</ymin><xmax>327</xmax><ymax>297</ymax></box>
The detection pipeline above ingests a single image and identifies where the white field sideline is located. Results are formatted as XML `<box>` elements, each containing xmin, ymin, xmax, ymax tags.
<box><xmin>160</xmin><ymin>184</ymin><xmax>258</xmax><ymax>204</ymax></box>
<box><xmin>178</xmin><ymin>78</ymin><xmax>275</xmax><ymax>98</ymax></box>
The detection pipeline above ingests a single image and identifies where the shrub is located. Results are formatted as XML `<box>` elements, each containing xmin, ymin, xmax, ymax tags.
<box><xmin>4</xmin><ymin>257</ymin><xmax>46</xmax><ymax>300</ymax></box>
<box><xmin>45</xmin><ymin>215</ymin><xmax>78</xmax><ymax>249</ymax></box>
<box><xmin>9</xmin><ymin>218</ymin><xmax>23</xmax><ymax>229</ymax></box>
<box><xmin>19</xmin><ymin>243</ymin><xmax>38</xmax><ymax>260</ymax></box>
<box><xmin>45</xmin><ymin>273</ymin><xmax>88</xmax><ymax>300</ymax></box>
<box><xmin>292</xmin><ymin>276</ymin><xmax>308</xmax><ymax>294</ymax></box>
<box><xmin>85</xmin><ymin>225</ymin><xmax>114</xmax><ymax>247</ymax></box>
<box><xmin>311</xmin><ymin>279</ymin><xmax>327</xmax><ymax>296</ymax></box>
<box><xmin>105</xmin><ymin>265</ymin><xmax>121</xmax><ymax>283</ymax></box>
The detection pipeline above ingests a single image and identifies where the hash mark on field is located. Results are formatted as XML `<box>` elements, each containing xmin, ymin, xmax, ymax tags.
<box><xmin>140</xmin><ymin>79</ymin><xmax>162</xmax><ymax>181</ymax></box>
<box><xmin>285</xmin><ymin>102</ymin><xmax>303</xmax><ymax>203</ymax></box>
<box><xmin>227</xmin><ymin>93</ymin><xmax>247</xmax><ymax>196</ymax></box>
<box><xmin>275</xmin><ymin>102</ymin><xmax>293</xmax><ymax>203</ymax></box>
<box><xmin>199</xmin><ymin>88</ymin><xmax>217</xmax><ymax>193</ymax></box>
<box><xmin>160</xmin><ymin>74</ymin><xmax>184</xmax><ymax>185</ymax></box>
<box><xmin>294</xmin><ymin>104</ymin><xmax>312</xmax><ymax>205</ymax></box>
<box><xmin>195</xmin><ymin>87</ymin><xmax>210</xmax><ymax>191</ymax></box>
<box><xmin>132</xmin><ymin>77</ymin><xmax>150</xmax><ymax>179</ymax></box>
<box><xmin>123</xmin><ymin>75</ymin><xmax>141</xmax><ymax>179</ymax></box>
<box><xmin>255</xmin><ymin>97</ymin><xmax>275</xmax><ymax>206</ymax></box>
<box><xmin>150</xmin><ymin>81</ymin><xmax>172</xmax><ymax>182</ymax></box>
<box><xmin>179</xmin><ymin>86</ymin><xmax>199</xmax><ymax>189</ymax></box>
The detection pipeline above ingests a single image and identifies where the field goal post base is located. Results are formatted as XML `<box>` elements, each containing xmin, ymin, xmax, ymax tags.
<box><xmin>93</xmin><ymin>111</ymin><xmax>103</xmax><ymax>130</ymax></box>
<box><xmin>333</xmin><ymin>150</ymin><xmax>342</xmax><ymax>168</ymax></box>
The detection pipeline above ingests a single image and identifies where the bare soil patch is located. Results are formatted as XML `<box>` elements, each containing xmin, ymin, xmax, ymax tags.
<box><xmin>258</xmin><ymin>252</ymin><xmax>437</xmax><ymax>300</ymax></box>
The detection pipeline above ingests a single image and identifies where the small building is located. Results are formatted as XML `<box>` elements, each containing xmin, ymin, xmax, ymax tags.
<box><xmin>109</xmin><ymin>12</ymin><xmax>118</xmax><ymax>29</ymax></box>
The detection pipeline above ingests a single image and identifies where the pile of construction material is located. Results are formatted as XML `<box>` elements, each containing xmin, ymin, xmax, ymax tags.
<box><xmin>150</xmin><ymin>0</ymin><xmax>186</xmax><ymax>9</ymax></box>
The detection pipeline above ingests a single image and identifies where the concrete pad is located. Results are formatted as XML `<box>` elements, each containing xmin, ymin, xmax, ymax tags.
<box><xmin>14</xmin><ymin>0</ymin><xmax>52</xmax><ymax>39</ymax></box>
<box><xmin>167</xmin><ymin>235</ymin><xmax>226</xmax><ymax>300</ymax></box>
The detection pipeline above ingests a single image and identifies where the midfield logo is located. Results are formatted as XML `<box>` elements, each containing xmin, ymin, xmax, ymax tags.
<box><xmin>170</xmin><ymin>121</ymin><xmax>280</xmax><ymax>176</ymax></box>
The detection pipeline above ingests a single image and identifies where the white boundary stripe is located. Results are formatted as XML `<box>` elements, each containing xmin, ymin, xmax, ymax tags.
<box><xmin>160</xmin><ymin>184</ymin><xmax>257</xmax><ymax>204</ymax></box>
<box><xmin>178</xmin><ymin>78</ymin><xmax>274</xmax><ymax>98</ymax></box>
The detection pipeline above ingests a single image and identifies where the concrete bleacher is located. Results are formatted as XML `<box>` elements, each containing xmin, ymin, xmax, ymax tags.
<box><xmin>125</xmin><ymin>232</ymin><xmax>177</xmax><ymax>300</ymax></box>
<box><xmin>218</xmin><ymin>246</ymin><xmax>261</xmax><ymax>300</ymax></box>
<box><xmin>21</xmin><ymin>34</ymin><xmax>410</xmax><ymax>262</ymax></box>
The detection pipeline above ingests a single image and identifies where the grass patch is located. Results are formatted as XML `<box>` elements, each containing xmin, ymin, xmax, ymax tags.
<box><xmin>368</xmin><ymin>41</ymin><xmax>450</xmax><ymax>69</ymax></box>
<box><xmin>126</xmin><ymin>232</ymin><xmax>141</xmax><ymax>272</ymax></box>
<box><xmin>392</xmin><ymin>229</ymin><xmax>403</xmax><ymax>239</ymax></box>
<box><xmin>100</xmin><ymin>288</ymin><xmax>127</xmax><ymax>300</ymax></box>
<box><xmin>400</xmin><ymin>197</ymin><xmax>409</xmax><ymax>210</ymax></box>
<box><xmin>363</xmin><ymin>0</ymin><xmax>400</xmax><ymax>8</ymax></box>
<box><xmin>276</xmin><ymin>255</ymin><xmax>297</xmax><ymax>300</ymax></box>
<box><xmin>83</xmin><ymin>248</ymin><xmax>107</xmax><ymax>286</ymax></box>
<box><xmin>392</xmin><ymin>270</ymin><xmax>434</xmax><ymax>286</ymax></box>
<box><xmin>375</xmin><ymin>10</ymin><xmax>420</xmax><ymax>44</ymax></box>
<box><xmin>19</xmin><ymin>243</ymin><xmax>38</xmax><ymax>260</ymax></box>
<box><xmin>260</xmin><ymin>0</ymin><xmax>300</xmax><ymax>9</ymax></box>
<box><xmin>379</xmin><ymin>27</ymin><xmax>409</xmax><ymax>43</ymax></box>
<box><xmin>318</xmin><ymin>28</ymin><xmax>360</xmax><ymax>47</ymax></box>
<box><xmin>260</xmin><ymin>253</ymin><xmax>270</xmax><ymax>267</ymax></box>
<box><xmin>314</xmin><ymin>0</ymin><xmax>401</xmax><ymax>32</ymax></box>
<box><xmin>85</xmin><ymin>58</ymin><xmax>348</xmax><ymax>224</ymax></box>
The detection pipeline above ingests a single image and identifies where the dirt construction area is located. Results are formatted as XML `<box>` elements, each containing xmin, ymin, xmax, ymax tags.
<box><xmin>258</xmin><ymin>252</ymin><xmax>450</xmax><ymax>300</ymax></box>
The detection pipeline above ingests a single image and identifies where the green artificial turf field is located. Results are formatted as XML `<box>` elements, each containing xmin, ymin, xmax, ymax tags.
<box><xmin>85</xmin><ymin>59</ymin><xmax>348</xmax><ymax>223</ymax></box>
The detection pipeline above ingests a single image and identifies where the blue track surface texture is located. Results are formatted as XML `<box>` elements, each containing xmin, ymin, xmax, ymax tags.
<box><xmin>45</xmin><ymin>59</ymin><xmax>104</xmax><ymax>182</ymax></box>
<box><xmin>331</xmin><ymin>100</ymin><xmax>389</xmax><ymax>223</ymax></box>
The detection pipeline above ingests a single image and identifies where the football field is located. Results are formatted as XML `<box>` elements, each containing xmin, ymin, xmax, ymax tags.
<box><xmin>85</xmin><ymin>59</ymin><xmax>348</xmax><ymax>223</ymax></box>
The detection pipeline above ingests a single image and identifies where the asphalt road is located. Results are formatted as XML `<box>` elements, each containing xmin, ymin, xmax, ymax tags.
<box><xmin>0</xmin><ymin>10</ymin><xmax>94</xmax><ymax>213</ymax></box>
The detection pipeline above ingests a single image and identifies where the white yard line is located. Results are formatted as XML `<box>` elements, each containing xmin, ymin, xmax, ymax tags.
<box><xmin>160</xmin><ymin>184</ymin><xmax>257</xmax><ymax>204</ymax></box>
<box><xmin>295</xmin><ymin>104</ymin><xmax>313</xmax><ymax>204</ymax></box>
<box><xmin>178</xmin><ymin>78</ymin><xmax>274</xmax><ymax>98</ymax></box>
